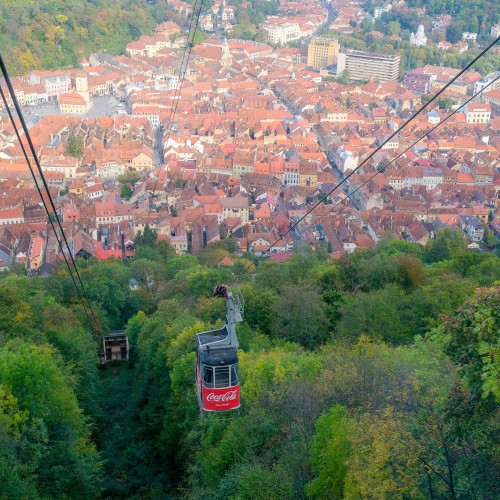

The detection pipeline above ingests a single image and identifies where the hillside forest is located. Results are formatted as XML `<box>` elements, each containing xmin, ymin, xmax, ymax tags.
<box><xmin>0</xmin><ymin>0</ymin><xmax>166</xmax><ymax>75</ymax></box>
<box><xmin>0</xmin><ymin>227</ymin><xmax>499</xmax><ymax>499</ymax></box>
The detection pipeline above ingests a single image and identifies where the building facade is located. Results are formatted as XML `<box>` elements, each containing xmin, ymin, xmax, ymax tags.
<box><xmin>307</xmin><ymin>38</ymin><xmax>340</xmax><ymax>69</ymax></box>
<box><xmin>59</xmin><ymin>92</ymin><xmax>92</xmax><ymax>115</ymax></box>
<box><xmin>474</xmin><ymin>72</ymin><xmax>500</xmax><ymax>97</ymax></box>
<box><xmin>403</xmin><ymin>70</ymin><xmax>434</xmax><ymax>94</ymax></box>
<box><xmin>264</xmin><ymin>22</ymin><xmax>302</xmax><ymax>46</ymax></box>
<box><xmin>463</xmin><ymin>103</ymin><xmax>491</xmax><ymax>124</ymax></box>
<box><xmin>337</xmin><ymin>51</ymin><xmax>400</xmax><ymax>82</ymax></box>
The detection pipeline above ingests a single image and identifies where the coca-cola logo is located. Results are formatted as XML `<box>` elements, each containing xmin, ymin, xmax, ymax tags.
<box><xmin>206</xmin><ymin>390</ymin><xmax>238</xmax><ymax>403</ymax></box>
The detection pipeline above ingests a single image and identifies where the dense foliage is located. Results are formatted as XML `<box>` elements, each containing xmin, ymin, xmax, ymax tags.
<box><xmin>0</xmin><ymin>229</ymin><xmax>499</xmax><ymax>498</ymax></box>
<box><xmin>0</xmin><ymin>0</ymin><xmax>166</xmax><ymax>74</ymax></box>
<box><xmin>405</xmin><ymin>0</ymin><xmax>500</xmax><ymax>40</ymax></box>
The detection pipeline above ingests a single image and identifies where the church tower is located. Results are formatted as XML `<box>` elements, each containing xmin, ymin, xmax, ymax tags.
<box><xmin>75</xmin><ymin>70</ymin><xmax>89</xmax><ymax>93</ymax></box>
<box><xmin>74</xmin><ymin>69</ymin><xmax>92</xmax><ymax>111</ymax></box>
<box><xmin>221</xmin><ymin>37</ymin><xmax>232</xmax><ymax>68</ymax></box>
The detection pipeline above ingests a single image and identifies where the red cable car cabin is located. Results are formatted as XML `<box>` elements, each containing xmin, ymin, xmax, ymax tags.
<box><xmin>196</xmin><ymin>287</ymin><xmax>243</xmax><ymax>412</ymax></box>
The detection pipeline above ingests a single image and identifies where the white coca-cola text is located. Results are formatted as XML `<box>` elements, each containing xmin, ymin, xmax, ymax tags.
<box><xmin>206</xmin><ymin>390</ymin><xmax>238</xmax><ymax>403</ymax></box>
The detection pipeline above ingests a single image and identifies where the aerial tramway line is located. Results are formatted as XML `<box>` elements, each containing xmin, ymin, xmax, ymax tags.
<box><xmin>191</xmin><ymin>34</ymin><xmax>500</xmax><ymax>412</ymax></box>
<box><xmin>0</xmin><ymin>8</ymin><xmax>498</xmax><ymax>413</ymax></box>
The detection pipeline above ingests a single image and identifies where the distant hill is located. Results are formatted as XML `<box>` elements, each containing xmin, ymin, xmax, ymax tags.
<box><xmin>0</xmin><ymin>0</ymin><xmax>166</xmax><ymax>75</ymax></box>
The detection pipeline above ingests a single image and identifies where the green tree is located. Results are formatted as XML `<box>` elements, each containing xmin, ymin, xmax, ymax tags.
<box><xmin>344</xmin><ymin>407</ymin><xmax>418</xmax><ymax>499</ymax></box>
<box><xmin>0</xmin><ymin>343</ymin><xmax>101</xmax><ymax>498</ymax></box>
<box><xmin>396</xmin><ymin>253</ymin><xmax>427</xmax><ymax>292</ymax></box>
<box><xmin>155</xmin><ymin>240</ymin><xmax>176</xmax><ymax>262</ymax></box>
<box><xmin>165</xmin><ymin>254</ymin><xmax>199</xmax><ymax>280</ymax></box>
<box><xmin>387</xmin><ymin>21</ymin><xmax>401</xmax><ymax>35</ymax></box>
<box><xmin>306</xmin><ymin>405</ymin><xmax>351</xmax><ymax>499</ymax></box>
<box><xmin>121</xmin><ymin>184</ymin><xmax>133</xmax><ymax>200</ymax></box>
<box><xmin>421</xmin><ymin>93</ymin><xmax>432</xmax><ymax>104</ymax></box>
<box><xmin>446</xmin><ymin>21</ymin><xmax>466</xmax><ymax>44</ymax></box>
<box><xmin>134</xmin><ymin>224</ymin><xmax>158</xmax><ymax>248</ymax></box>
<box><xmin>0</xmin><ymin>384</ymin><xmax>36</xmax><ymax>499</ymax></box>
<box><xmin>438</xmin><ymin>97</ymin><xmax>453</xmax><ymax>109</ymax></box>
<box><xmin>337</xmin><ymin>69</ymin><xmax>350</xmax><ymax>85</ymax></box>
<box><xmin>240</xmin><ymin>284</ymin><xmax>276</xmax><ymax>334</ymax></box>
<box><xmin>441</xmin><ymin>285</ymin><xmax>500</xmax><ymax>402</ymax></box>
<box><xmin>255</xmin><ymin>29</ymin><xmax>268</xmax><ymax>43</ymax></box>
<box><xmin>66</xmin><ymin>133</ymin><xmax>84</xmax><ymax>159</ymax></box>
<box><xmin>233</xmin><ymin>20</ymin><xmax>257</xmax><ymax>40</ymax></box>
<box><xmin>189</xmin><ymin>28</ymin><xmax>205</xmax><ymax>46</ymax></box>
<box><xmin>361</xmin><ymin>19</ymin><xmax>374</xmax><ymax>33</ymax></box>
<box><xmin>271</xmin><ymin>285</ymin><xmax>329</xmax><ymax>348</ymax></box>
<box><xmin>424</xmin><ymin>228</ymin><xmax>467</xmax><ymax>263</ymax></box>
<box><xmin>117</xmin><ymin>170</ymin><xmax>141</xmax><ymax>186</ymax></box>
<box><xmin>337</xmin><ymin>285</ymin><xmax>412</xmax><ymax>343</ymax></box>
<box><xmin>186</xmin><ymin>267</ymin><xmax>231</xmax><ymax>297</ymax></box>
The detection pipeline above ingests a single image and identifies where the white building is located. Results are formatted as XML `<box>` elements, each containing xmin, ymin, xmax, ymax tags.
<box><xmin>491</xmin><ymin>23</ymin><xmax>500</xmax><ymax>39</ymax></box>
<box><xmin>410</xmin><ymin>24</ymin><xmax>427</xmax><ymax>47</ymax></box>
<box><xmin>463</xmin><ymin>103</ymin><xmax>491</xmax><ymax>124</ymax></box>
<box><xmin>333</xmin><ymin>146</ymin><xmax>358</xmax><ymax>174</ymax></box>
<box><xmin>59</xmin><ymin>92</ymin><xmax>93</xmax><ymax>115</ymax></box>
<box><xmin>95</xmin><ymin>159</ymin><xmax>126</xmax><ymax>178</ymax></box>
<box><xmin>427</xmin><ymin>109</ymin><xmax>441</xmax><ymax>124</ymax></box>
<box><xmin>29</xmin><ymin>72</ymin><xmax>72</xmax><ymax>102</ymax></box>
<box><xmin>40</xmin><ymin>155</ymin><xmax>79</xmax><ymax>179</ymax></box>
<box><xmin>263</xmin><ymin>21</ymin><xmax>302</xmax><ymax>46</ymax></box>
<box><xmin>462</xmin><ymin>32</ymin><xmax>477</xmax><ymax>42</ymax></box>
<box><xmin>284</xmin><ymin>165</ymin><xmax>300</xmax><ymax>187</ymax></box>
<box><xmin>337</xmin><ymin>51</ymin><xmax>400</xmax><ymax>82</ymax></box>
<box><xmin>132</xmin><ymin>105</ymin><xmax>160</xmax><ymax>129</ymax></box>
<box><xmin>222</xmin><ymin>6</ymin><xmax>235</xmax><ymax>21</ymax></box>
<box><xmin>220</xmin><ymin>197</ymin><xmax>249</xmax><ymax>224</ymax></box>
<box><xmin>474</xmin><ymin>72</ymin><xmax>500</xmax><ymax>97</ymax></box>
<box><xmin>374</xmin><ymin>3</ymin><xmax>392</xmax><ymax>19</ymax></box>
<box><xmin>422</xmin><ymin>168</ymin><xmax>443</xmax><ymax>190</ymax></box>
<box><xmin>0</xmin><ymin>207</ymin><xmax>24</xmax><ymax>225</ymax></box>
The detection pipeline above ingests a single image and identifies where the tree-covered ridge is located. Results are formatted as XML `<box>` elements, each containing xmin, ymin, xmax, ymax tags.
<box><xmin>0</xmin><ymin>229</ymin><xmax>499</xmax><ymax>497</ymax></box>
<box><xmin>0</xmin><ymin>0</ymin><xmax>166</xmax><ymax>74</ymax></box>
<box><xmin>406</xmin><ymin>0</ymin><xmax>500</xmax><ymax>35</ymax></box>
<box><xmin>0</xmin><ymin>276</ymin><xmax>101</xmax><ymax>498</ymax></box>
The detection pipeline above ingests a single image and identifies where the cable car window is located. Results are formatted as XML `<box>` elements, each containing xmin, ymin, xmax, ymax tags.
<box><xmin>214</xmin><ymin>366</ymin><xmax>230</xmax><ymax>388</ymax></box>
<box><xmin>203</xmin><ymin>366</ymin><xmax>214</xmax><ymax>388</ymax></box>
<box><xmin>230</xmin><ymin>365</ymin><xmax>239</xmax><ymax>386</ymax></box>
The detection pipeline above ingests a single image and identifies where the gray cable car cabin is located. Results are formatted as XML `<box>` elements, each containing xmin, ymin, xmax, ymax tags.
<box><xmin>195</xmin><ymin>287</ymin><xmax>243</xmax><ymax>412</ymax></box>
<box><xmin>100</xmin><ymin>331</ymin><xmax>130</xmax><ymax>363</ymax></box>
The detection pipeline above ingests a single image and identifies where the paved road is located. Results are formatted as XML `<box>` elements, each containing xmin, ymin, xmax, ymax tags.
<box><xmin>301</xmin><ymin>0</ymin><xmax>337</xmax><ymax>49</ymax></box>
<box><xmin>153</xmin><ymin>125</ymin><xmax>164</xmax><ymax>167</ymax></box>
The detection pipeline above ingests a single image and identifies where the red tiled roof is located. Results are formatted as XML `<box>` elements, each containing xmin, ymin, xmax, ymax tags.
<box><xmin>269</xmin><ymin>252</ymin><xmax>293</xmax><ymax>263</ymax></box>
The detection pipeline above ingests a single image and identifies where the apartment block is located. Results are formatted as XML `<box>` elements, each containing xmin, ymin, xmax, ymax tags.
<box><xmin>403</xmin><ymin>69</ymin><xmax>434</xmax><ymax>95</ymax></box>
<box><xmin>337</xmin><ymin>51</ymin><xmax>400</xmax><ymax>82</ymax></box>
<box><xmin>307</xmin><ymin>38</ymin><xmax>340</xmax><ymax>69</ymax></box>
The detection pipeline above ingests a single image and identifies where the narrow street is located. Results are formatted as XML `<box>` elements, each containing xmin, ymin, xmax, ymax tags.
<box><xmin>153</xmin><ymin>124</ymin><xmax>164</xmax><ymax>167</ymax></box>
